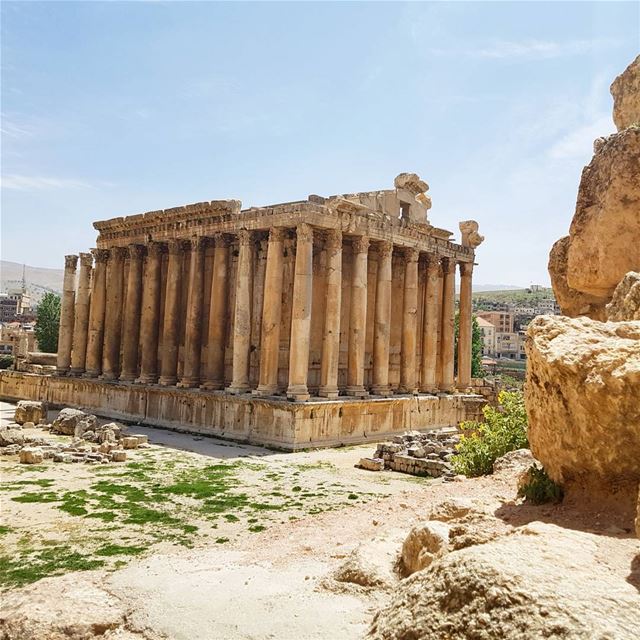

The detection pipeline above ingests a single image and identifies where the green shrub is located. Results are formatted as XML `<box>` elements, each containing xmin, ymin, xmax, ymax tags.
<box><xmin>452</xmin><ymin>390</ymin><xmax>528</xmax><ymax>477</ymax></box>
<box><xmin>517</xmin><ymin>465</ymin><xmax>563</xmax><ymax>505</ymax></box>
<box><xmin>0</xmin><ymin>355</ymin><xmax>14</xmax><ymax>370</ymax></box>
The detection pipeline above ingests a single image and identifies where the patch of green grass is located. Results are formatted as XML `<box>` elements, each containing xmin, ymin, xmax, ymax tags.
<box><xmin>95</xmin><ymin>543</ymin><xmax>147</xmax><ymax>557</ymax></box>
<box><xmin>0</xmin><ymin>525</ymin><xmax>13</xmax><ymax>535</ymax></box>
<box><xmin>248</xmin><ymin>524</ymin><xmax>266</xmax><ymax>533</ymax></box>
<box><xmin>347</xmin><ymin>493</ymin><xmax>359</xmax><ymax>500</ymax></box>
<box><xmin>223</xmin><ymin>514</ymin><xmax>240</xmax><ymax>522</ymax></box>
<box><xmin>215</xmin><ymin>537</ymin><xmax>230</xmax><ymax>544</ymax></box>
<box><xmin>11</xmin><ymin>491</ymin><xmax>60</xmax><ymax>504</ymax></box>
<box><xmin>85</xmin><ymin>510</ymin><xmax>117</xmax><ymax>522</ymax></box>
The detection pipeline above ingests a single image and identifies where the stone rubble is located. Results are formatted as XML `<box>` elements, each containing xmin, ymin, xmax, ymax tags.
<box><xmin>14</xmin><ymin>400</ymin><xmax>46</xmax><ymax>426</ymax></box>
<box><xmin>359</xmin><ymin>429</ymin><xmax>459</xmax><ymax>479</ymax></box>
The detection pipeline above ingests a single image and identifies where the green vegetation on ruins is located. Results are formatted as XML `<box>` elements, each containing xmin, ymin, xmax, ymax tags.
<box><xmin>471</xmin><ymin>287</ymin><xmax>554</xmax><ymax>308</ymax></box>
<box><xmin>0</xmin><ymin>448</ymin><xmax>388</xmax><ymax>589</ymax></box>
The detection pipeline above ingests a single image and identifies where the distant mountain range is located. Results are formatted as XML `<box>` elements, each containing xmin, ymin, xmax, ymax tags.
<box><xmin>1</xmin><ymin>260</ymin><xmax>64</xmax><ymax>305</ymax></box>
<box><xmin>472</xmin><ymin>284</ymin><xmax>527</xmax><ymax>292</ymax></box>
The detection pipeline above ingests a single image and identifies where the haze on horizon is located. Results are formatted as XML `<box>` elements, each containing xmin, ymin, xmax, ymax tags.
<box><xmin>2</xmin><ymin>1</ymin><xmax>638</xmax><ymax>286</ymax></box>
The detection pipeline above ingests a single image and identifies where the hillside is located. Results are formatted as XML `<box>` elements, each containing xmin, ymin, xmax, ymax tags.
<box><xmin>1</xmin><ymin>260</ymin><xmax>64</xmax><ymax>305</ymax></box>
<box><xmin>472</xmin><ymin>287</ymin><xmax>555</xmax><ymax>305</ymax></box>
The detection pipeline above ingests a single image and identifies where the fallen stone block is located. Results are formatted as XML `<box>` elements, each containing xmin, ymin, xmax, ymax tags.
<box><xmin>121</xmin><ymin>437</ymin><xmax>139</xmax><ymax>450</ymax></box>
<box><xmin>14</xmin><ymin>400</ymin><xmax>46</xmax><ymax>426</ymax></box>
<box><xmin>19</xmin><ymin>447</ymin><xmax>44</xmax><ymax>465</ymax></box>
<box><xmin>111</xmin><ymin>450</ymin><xmax>127</xmax><ymax>462</ymax></box>
<box><xmin>359</xmin><ymin>457</ymin><xmax>384</xmax><ymax>472</ymax></box>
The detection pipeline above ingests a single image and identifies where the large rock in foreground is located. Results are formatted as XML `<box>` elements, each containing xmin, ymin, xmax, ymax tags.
<box><xmin>51</xmin><ymin>408</ymin><xmax>97</xmax><ymax>437</ymax></box>
<box><xmin>607</xmin><ymin>271</ymin><xmax>640</xmax><ymax>321</ymax></box>
<box><xmin>368</xmin><ymin>522</ymin><xmax>639</xmax><ymax>640</ymax></box>
<box><xmin>611</xmin><ymin>54</ymin><xmax>640</xmax><ymax>131</ymax></box>
<box><xmin>525</xmin><ymin>315</ymin><xmax>640</xmax><ymax>514</ymax></box>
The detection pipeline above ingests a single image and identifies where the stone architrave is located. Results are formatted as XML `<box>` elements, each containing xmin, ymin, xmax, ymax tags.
<box><xmin>84</xmin><ymin>249</ymin><xmax>109</xmax><ymax>377</ymax></box>
<box><xmin>457</xmin><ymin>261</ymin><xmax>474</xmax><ymax>389</ymax></box>
<box><xmin>70</xmin><ymin>253</ymin><xmax>93</xmax><ymax>375</ymax></box>
<box><xmin>287</xmin><ymin>223</ymin><xmax>314</xmax><ymax>401</ymax></box>
<box><xmin>371</xmin><ymin>241</ymin><xmax>393</xmax><ymax>396</ymax></box>
<box><xmin>256</xmin><ymin>228</ymin><xmax>285</xmax><ymax>396</ymax></box>
<box><xmin>100</xmin><ymin>247</ymin><xmax>127</xmax><ymax>381</ymax></box>
<box><xmin>439</xmin><ymin>258</ymin><xmax>456</xmax><ymax>392</ymax></box>
<box><xmin>120</xmin><ymin>244</ymin><xmax>145</xmax><ymax>382</ymax></box>
<box><xmin>202</xmin><ymin>235</ymin><xmax>230</xmax><ymax>391</ymax></box>
<box><xmin>346</xmin><ymin>236</ymin><xmax>369</xmax><ymax>397</ymax></box>
<box><xmin>420</xmin><ymin>255</ymin><xmax>442</xmax><ymax>393</ymax></box>
<box><xmin>227</xmin><ymin>230</ymin><xmax>254</xmax><ymax>394</ymax></box>
<box><xmin>56</xmin><ymin>255</ymin><xmax>78</xmax><ymax>375</ymax></box>
<box><xmin>136</xmin><ymin>242</ymin><xmax>164</xmax><ymax>384</ymax></box>
<box><xmin>159</xmin><ymin>239</ymin><xmax>186</xmax><ymax>386</ymax></box>
<box><xmin>318</xmin><ymin>230</ymin><xmax>343</xmax><ymax>398</ymax></box>
<box><xmin>179</xmin><ymin>236</ymin><xmax>207</xmax><ymax>388</ymax></box>
<box><xmin>399</xmin><ymin>247</ymin><xmax>419</xmax><ymax>394</ymax></box>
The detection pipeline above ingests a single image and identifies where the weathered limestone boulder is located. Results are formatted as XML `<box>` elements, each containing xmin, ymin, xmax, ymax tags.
<box><xmin>51</xmin><ymin>408</ymin><xmax>97</xmax><ymax>437</ymax></box>
<box><xmin>492</xmin><ymin>448</ymin><xmax>536</xmax><ymax>477</ymax></box>
<box><xmin>368</xmin><ymin>522</ymin><xmax>639</xmax><ymax>640</ymax></box>
<box><xmin>525</xmin><ymin>315</ymin><xmax>640</xmax><ymax>515</ymax></box>
<box><xmin>606</xmin><ymin>271</ymin><xmax>640</xmax><ymax>321</ymax></box>
<box><xmin>400</xmin><ymin>521</ymin><xmax>449</xmax><ymax>575</ymax></box>
<box><xmin>14</xmin><ymin>401</ymin><xmax>46</xmax><ymax>425</ymax></box>
<box><xmin>19</xmin><ymin>447</ymin><xmax>44</xmax><ymax>465</ymax></box>
<box><xmin>429</xmin><ymin>497</ymin><xmax>475</xmax><ymax>522</ymax></box>
<box><xmin>548</xmin><ymin>236</ymin><xmax>605</xmax><ymax>319</ymax></box>
<box><xmin>611</xmin><ymin>54</ymin><xmax>640</xmax><ymax>131</ymax></box>
<box><xmin>0</xmin><ymin>427</ymin><xmax>25</xmax><ymax>447</ymax></box>
<box><xmin>447</xmin><ymin>512</ymin><xmax>513</xmax><ymax>550</ymax></box>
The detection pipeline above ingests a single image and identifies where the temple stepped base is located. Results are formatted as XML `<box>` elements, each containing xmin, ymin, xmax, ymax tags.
<box><xmin>0</xmin><ymin>372</ymin><xmax>485</xmax><ymax>451</ymax></box>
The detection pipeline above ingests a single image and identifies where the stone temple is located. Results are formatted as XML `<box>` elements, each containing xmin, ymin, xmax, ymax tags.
<box><xmin>1</xmin><ymin>173</ymin><xmax>486</xmax><ymax>449</ymax></box>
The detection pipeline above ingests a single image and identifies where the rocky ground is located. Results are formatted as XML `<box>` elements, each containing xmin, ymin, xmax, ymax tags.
<box><xmin>1</xmin><ymin>401</ymin><xmax>639</xmax><ymax>639</ymax></box>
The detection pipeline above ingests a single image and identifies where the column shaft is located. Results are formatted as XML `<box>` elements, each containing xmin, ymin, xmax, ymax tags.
<box><xmin>439</xmin><ymin>258</ymin><xmax>456</xmax><ymax>392</ymax></box>
<box><xmin>85</xmin><ymin>249</ymin><xmax>108</xmax><ymax>377</ymax></box>
<box><xmin>120</xmin><ymin>244</ymin><xmax>145</xmax><ymax>381</ymax></box>
<box><xmin>420</xmin><ymin>255</ymin><xmax>442</xmax><ymax>392</ymax></box>
<box><xmin>371</xmin><ymin>241</ymin><xmax>393</xmax><ymax>396</ymax></box>
<box><xmin>136</xmin><ymin>242</ymin><xmax>164</xmax><ymax>384</ymax></box>
<box><xmin>318</xmin><ymin>230</ymin><xmax>343</xmax><ymax>398</ymax></box>
<box><xmin>100</xmin><ymin>247</ymin><xmax>126</xmax><ymax>380</ymax></box>
<box><xmin>227</xmin><ymin>230</ymin><xmax>254</xmax><ymax>393</ymax></box>
<box><xmin>457</xmin><ymin>261</ymin><xmax>474</xmax><ymax>389</ymax></box>
<box><xmin>201</xmin><ymin>235</ymin><xmax>230</xmax><ymax>390</ymax></box>
<box><xmin>70</xmin><ymin>253</ymin><xmax>93</xmax><ymax>375</ymax></box>
<box><xmin>56</xmin><ymin>255</ymin><xmax>78</xmax><ymax>373</ymax></box>
<box><xmin>179</xmin><ymin>237</ymin><xmax>206</xmax><ymax>387</ymax></box>
<box><xmin>159</xmin><ymin>240</ymin><xmax>186</xmax><ymax>386</ymax></box>
<box><xmin>346</xmin><ymin>236</ymin><xmax>369</xmax><ymax>397</ymax></box>
<box><xmin>287</xmin><ymin>223</ymin><xmax>313</xmax><ymax>401</ymax></box>
<box><xmin>399</xmin><ymin>248</ymin><xmax>419</xmax><ymax>394</ymax></box>
<box><xmin>256</xmin><ymin>228</ymin><xmax>285</xmax><ymax>396</ymax></box>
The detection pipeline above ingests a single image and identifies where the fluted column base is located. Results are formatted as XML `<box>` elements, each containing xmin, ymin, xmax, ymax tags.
<box><xmin>396</xmin><ymin>385</ymin><xmax>418</xmax><ymax>395</ymax></box>
<box><xmin>317</xmin><ymin>385</ymin><xmax>339</xmax><ymax>399</ymax></box>
<box><xmin>226</xmin><ymin>383</ymin><xmax>251</xmax><ymax>395</ymax></box>
<box><xmin>253</xmin><ymin>384</ymin><xmax>280</xmax><ymax>397</ymax></box>
<box><xmin>83</xmin><ymin>369</ymin><xmax>100</xmax><ymax>379</ymax></box>
<box><xmin>200</xmin><ymin>380</ymin><xmax>224</xmax><ymax>391</ymax></box>
<box><xmin>345</xmin><ymin>385</ymin><xmax>369</xmax><ymax>398</ymax></box>
<box><xmin>119</xmin><ymin>372</ymin><xmax>137</xmax><ymax>383</ymax></box>
<box><xmin>370</xmin><ymin>385</ymin><xmax>393</xmax><ymax>397</ymax></box>
<box><xmin>177</xmin><ymin>378</ymin><xmax>200</xmax><ymax>389</ymax></box>
<box><xmin>158</xmin><ymin>375</ymin><xmax>177</xmax><ymax>387</ymax></box>
<box><xmin>135</xmin><ymin>374</ymin><xmax>158</xmax><ymax>385</ymax></box>
<box><xmin>286</xmin><ymin>384</ymin><xmax>310</xmax><ymax>402</ymax></box>
<box><xmin>69</xmin><ymin>368</ymin><xmax>85</xmax><ymax>377</ymax></box>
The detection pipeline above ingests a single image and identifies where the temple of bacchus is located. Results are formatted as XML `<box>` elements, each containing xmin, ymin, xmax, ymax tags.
<box><xmin>0</xmin><ymin>173</ymin><xmax>486</xmax><ymax>449</ymax></box>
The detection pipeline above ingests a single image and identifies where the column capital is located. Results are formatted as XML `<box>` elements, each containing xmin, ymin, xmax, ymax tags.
<box><xmin>214</xmin><ymin>233</ymin><xmax>232</xmax><ymax>248</ymax></box>
<box><xmin>189</xmin><ymin>235</ymin><xmax>208</xmax><ymax>251</ymax></box>
<box><xmin>459</xmin><ymin>261</ymin><xmax>474</xmax><ymax>277</ymax></box>
<box><xmin>79</xmin><ymin>252</ymin><xmax>93</xmax><ymax>268</ymax></box>
<box><xmin>268</xmin><ymin>227</ymin><xmax>286</xmax><ymax>243</ymax></box>
<box><xmin>441</xmin><ymin>257</ymin><xmax>456</xmax><ymax>274</ymax></box>
<box><xmin>92</xmin><ymin>248</ymin><xmax>110</xmax><ymax>264</ymax></box>
<box><xmin>403</xmin><ymin>247</ymin><xmax>419</xmax><ymax>263</ymax></box>
<box><xmin>147</xmin><ymin>240</ymin><xmax>166</xmax><ymax>257</ymax></box>
<box><xmin>352</xmin><ymin>235</ymin><xmax>369</xmax><ymax>254</ymax></box>
<box><xmin>167</xmin><ymin>238</ymin><xmax>188</xmax><ymax>255</ymax></box>
<box><xmin>128</xmin><ymin>243</ymin><xmax>146</xmax><ymax>260</ymax></box>
<box><xmin>110</xmin><ymin>246</ymin><xmax>128</xmax><ymax>261</ymax></box>
<box><xmin>377</xmin><ymin>241</ymin><xmax>393</xmax><ymax>259</ymax></box>
<box><xmin>64</xmin><ymin>255</ymin><xmax>79</xmax><ymax>270</ymax></box>
<box><xmin>296</xmin><ymin>223</ymin><xmax>313</xmax><ymax>243</ymax></box>
<box><xmin>325</xmin><ymin>229</ymin><xmax>342</xmax><ymax>253</ymax></box>
<box><xmin>426</xmin><ymin>254</ymin><xmax>442</xmax><ymax>275</ymax></box>
<box><xmin>237</xmin><ymin>229</ymin><xmax>253</xmax><ymax>246</ymax></box>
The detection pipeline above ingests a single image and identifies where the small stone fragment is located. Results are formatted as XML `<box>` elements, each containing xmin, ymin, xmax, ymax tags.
<box><xmin>19</xmin><ymin>447</ymin><xmax>44</xmax><ymax>464</ymax></box>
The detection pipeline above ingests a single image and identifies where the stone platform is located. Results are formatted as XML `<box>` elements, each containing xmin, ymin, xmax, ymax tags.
<box><xmin>0</xmin><ymin>372</ymin><xmax>485</xmax><ymax>451</ymax></box>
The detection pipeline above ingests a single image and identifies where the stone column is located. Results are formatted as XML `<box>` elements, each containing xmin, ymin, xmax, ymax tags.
<box><xmin>287</xmin><ymin>223</ymin><xmax>313</xmax><ymax>401</ymax></box>
<box><xmin>346</xmin><ymin>236</ymin><xmax>369</xmax><ymax>397</ymax></box>
<box><xmin>159</xmin><ymin>239</ymin><xmax>186</xmax><ymax>386</ymax></box>
<box><xmin>457</xmin><ymin>261</ymin><xmax>474</xmax><ymax>390</ymax></box>
<box><xmin>371</xmin><ymin>241</ymin><xmax>393</xmax><ymax>396</ymax></box>
<box><xmin>100</xmin><ymin>247</ymin><xmax>126</xmax><ymax>380</ymax></box>
<box><xmin>56</xmin><ymin>255</ymin><xmax>78</xmax><ymax>374</ymax></box>
<box><xmin>318</xmin><ymin>230</ymin><xmax>343</xmax><ymax>398</ymax></box>
<box><xmin>399</xmin><ymin>247</ymin><xmax>419</xmax><ymax>394</ymax></box>
<box><xmin>179</xmin><ymin>236</ymin><xmax>206</xmax><ymax>388</ymax></box>
<box><xmin>420</xmin><ymin>255</ymin><xmax>442</xmax><ymax>393</ymax></box>
<box><xmin>85</xmin><ymin>249</ymin><xmax>108</xmax><ymax>377</ymax></box>
<box><xmin>119</xmin><ymin>244</ymin><xmax>145</xmax><ymax>382</ymax></box>
<box><xmin>439</xmin><ymin>257</ymin><xmax>456</xmax><ymax>392</ymax></box>
<box><xmin>255</xmin><ymin>228</ymin><xmax>285</xmax><ymax>396</ymax></box>
<box><xmin>136</xmin><ymin>241</ymin><xmax>164</xmax><ymax>384</ymax></box>
<box><xmin>201</xmin><ymin>235</ymin><xmax>230</xmax><ymax>390</ymax></box>
<box><xmin>70</xmin><ymin>253</ymin><xmax>93</xmax><ymax>375</ymax></box>
<box><xmin>227</xmin><ymin>230</ymin><xmax>254</xmax><ymax>394</ymax></box>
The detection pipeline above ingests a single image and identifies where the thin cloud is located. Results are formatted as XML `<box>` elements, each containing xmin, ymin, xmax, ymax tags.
<box><xmin>429</xmin><ymin>38</ymin><xmax>621</xmax><ymax>60</ymax></box>
<box><xmin>548</xmin><ymin>114</ymin><xmax>615</xmax><ymax>160</ymax></box>
<box><xmin>2</xmin><ymin>175</ymin><xmax>112</xmax><ymax>191</ymax></box>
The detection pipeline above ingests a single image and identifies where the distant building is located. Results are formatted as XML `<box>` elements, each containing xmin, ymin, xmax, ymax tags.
<box><xmin>0</xmin><ymin>287</ymin><xmax>32</xmax><ymax>321</ymax></box>
<box><xmin>0</xmin><ymin>321</ymin><xmax>36</xmax><ymax>356</ymax></box>
<box><xmin>476</xmin><ymin>311</ymin><xmax>514</xmax><ymax>334</ymax></box>
<box><xmin>476</xmin><ymin>317</ymin><xmax>496</xmax><ymax>356</ymax></box>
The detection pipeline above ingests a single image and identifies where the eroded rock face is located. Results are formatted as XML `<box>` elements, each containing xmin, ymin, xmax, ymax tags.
<box><xmin>611</xmin><ymin>54</ymin><xmax>640</xmax><ymax>131</ymax></box>
<box><xmin>606</xmin><ymin>271</ymin><xmax>640</xmax><ymax>321</ymax></box>
<box><xmin>368</xmin><ymin>522</ymin><xmax>640</xmax><ymax>640</ymax></box>
<box><xmin>525</xmin><ymin>315</ymin><xmax>640</xmax><ymax>515</ymax></box>
<box><xmin>400</xmin><ymin>521</ymin><xmax>449</xmax><ymax>575</ymax></box>
<box><xmin>565</xmin><ymin>127</ymin><xmax>640</xmax><ymax>305</ymax></box>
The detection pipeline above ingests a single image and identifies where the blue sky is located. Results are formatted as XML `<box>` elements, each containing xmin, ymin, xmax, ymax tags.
<box><xmin>2</xmin><ymin>1</ymin><xmax>639</xmax><ymax>286</ymax></box>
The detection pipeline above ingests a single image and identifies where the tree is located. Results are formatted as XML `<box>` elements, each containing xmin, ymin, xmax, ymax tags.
<box><xmin>35</xmin><ymin>292</ymin><xmax>61</xmax><ymax>353</ymax></box>
<box><xmin>454</xmin><ymin>312</ymin><xmax>485</xmax><ymax>379</ymax></box>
